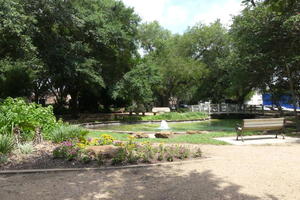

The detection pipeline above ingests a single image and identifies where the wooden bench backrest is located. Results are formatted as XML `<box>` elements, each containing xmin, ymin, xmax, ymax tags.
<box><xmin>242</xmin><ymin>118</ymin><xmax>284</xmax><ymax>131</ymax></box>
<box><xmin>152</xmin><ymin>107</ymin><xmax>171</xmax><ymax>113</ymax></box>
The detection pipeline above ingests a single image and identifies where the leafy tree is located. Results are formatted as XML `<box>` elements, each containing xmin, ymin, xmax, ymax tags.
<box><xmin>0</xmin><ymin>0</ymin><xmax>39</xmax><ymax>99</ymax></box>
<box><xmin>181</xmin><ymin>21</ymin><xmax>231</xmax><ymax>103</ymax></box>
<box><xmin>113</xmin><ymin>63</ymin><xmax>160</xmax><ymax>114</ymax></box>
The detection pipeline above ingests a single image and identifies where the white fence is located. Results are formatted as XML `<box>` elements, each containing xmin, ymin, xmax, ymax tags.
<box><xmin>189</xmin><ymin>103</ymin><xmax>265</xmax><ymax>114</ymax></box>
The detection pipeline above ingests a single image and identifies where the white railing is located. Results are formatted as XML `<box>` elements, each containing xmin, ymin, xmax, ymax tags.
<box><xmin>189</xmin><ymin>103</ymin><xmax>265</xmax><ymax>114</ymax></box>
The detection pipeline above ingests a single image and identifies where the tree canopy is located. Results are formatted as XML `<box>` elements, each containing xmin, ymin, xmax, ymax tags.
<box><xmin>0</xmin><ymin>0</ymin><xmax>299</xmax><ymax>115</ymax></box>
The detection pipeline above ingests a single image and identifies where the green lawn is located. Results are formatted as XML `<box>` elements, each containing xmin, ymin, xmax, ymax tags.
<box><xmin>88</xmin><ymin>130</ymin><xmax>259</xmax><ymax>145</ymax></box>
<box><xmin>88</xmin><ymin>131</ymin><xmax>230</xmax><ymax>145</ymax></box>
<box><xmin>141</xmin><ymin>112</ymin><xmax>208</xmax><ymax>121</ymax></box>
<box><xmin>87</xmin><ymin>119</ymin><xmax>261</xmax><ymax>145</ymax></box>
<box><xmin>94</xmin><ymin>119</ymin><xmax>240</xmax><ymax>132</ymax></box>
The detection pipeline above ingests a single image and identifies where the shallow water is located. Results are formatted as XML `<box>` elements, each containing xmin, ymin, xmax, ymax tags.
<box><xmin>97</xmin><ymin>119</ymin><xmax>240</xmax><ymax>132</ymax></box>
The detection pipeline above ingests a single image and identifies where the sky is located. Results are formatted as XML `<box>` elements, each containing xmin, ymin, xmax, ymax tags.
<box><xmin>122</xmin><ymin>0</ymin><xmax>244</xmax><ymax>34</ymax></box>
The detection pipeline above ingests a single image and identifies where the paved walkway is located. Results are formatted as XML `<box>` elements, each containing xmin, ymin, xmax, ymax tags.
<box><xmin>1</xmin><ymin>144</ymin><xmax>300</xmax><ymax>200</ymax></box>
<box><xmin>215</xmin><ymin>135</ymin><xmax>300</xmax><ymax>145</ymax></box>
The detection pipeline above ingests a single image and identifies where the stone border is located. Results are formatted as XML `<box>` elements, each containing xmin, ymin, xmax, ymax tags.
<box><xmin>81</xmin><ymin>118</ymin><xmax>211</xmax><ymax>129</ymax></box>
<box><xmin>0</xmin><ymin>158</ymin><xmax>215</xmax><ymax>175</ymax></box>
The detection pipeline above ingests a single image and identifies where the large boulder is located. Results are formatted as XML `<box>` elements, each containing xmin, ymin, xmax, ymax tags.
<box><xmin>132</xmin><ymin>132</ymin><xmax>149</xmax><ymax>139</ymax></box>
<box><xmin>155</xmin><ymin>132</ymin><xmax>174</xmax><ymax>138</ymax></box>
<box><xmin>85</xmin><ymin>145</ymin><xmax>120</xmax><ymax>158</ymax></box>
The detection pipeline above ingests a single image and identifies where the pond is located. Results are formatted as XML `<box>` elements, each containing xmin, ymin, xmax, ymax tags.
<box><xmin>96</xmin><ymin>119</ymin><xmax>240</xmax><ymax>132</ymax></box>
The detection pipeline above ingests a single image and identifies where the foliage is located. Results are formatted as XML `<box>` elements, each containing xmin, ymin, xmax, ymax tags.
<box><xmin>17</xmin><ymin>142</ymin><xmax>34</xmax><ymax>154</ymax></box>
<box><xmin>0</xmin><ymin>98</ymin><xmax>58</xmax><ymax>141</ymax></box>
<box><xmin>0</xmin><ymin>0</ymin><xmax>140</xmax><ymax>114</ymax></box>
<box><xmin>53</xmin><ymin>141</ymin><xmax>80</xmax><ymax>161</ymax></box>
<box><xmin>0</xmin><ymin>134</ymin><xmax>15</xmax><ymax>154</ymax></box>
<box><xmin>113</xmin><ymin>63</ymin><xmax>160</xmax><ymax>113</ymax></box>
<box><xmin>49</xmin><ymin>125</ymin><xmax>88</xmax><ymax>143</ymax></box>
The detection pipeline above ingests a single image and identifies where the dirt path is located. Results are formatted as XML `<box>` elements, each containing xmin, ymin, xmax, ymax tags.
<box><xmin>1</xmin><ymin>144</ymin><xmax>300</xmax><ymax>200</ymax></box>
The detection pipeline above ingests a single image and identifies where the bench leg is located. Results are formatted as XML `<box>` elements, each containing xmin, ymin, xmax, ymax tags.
<box><xmin>282</xmin><ymin>128</ymin><xmax>285</xmax><ymax>139</ymax></box>
<box><xmin>236</xmin><ymin>131</ymin><xmax>244</xmax><ymax>142</ymax></box>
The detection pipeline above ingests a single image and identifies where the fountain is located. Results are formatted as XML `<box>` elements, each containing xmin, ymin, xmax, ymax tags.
<box><xmin>157</xmin><ymin>120</ymin><xmax>170</xmax><ymax>130</ymax></box>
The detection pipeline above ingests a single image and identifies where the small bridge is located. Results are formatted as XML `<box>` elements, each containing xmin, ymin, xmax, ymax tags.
<box><xmin>189</xmin><ymin>103</ymin><xmax>266</xmax><ymax>115</ymax></box>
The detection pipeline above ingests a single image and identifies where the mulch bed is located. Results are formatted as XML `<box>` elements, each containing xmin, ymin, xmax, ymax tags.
<box><xmin>0</xmin><ymin>142</ymin><xmax>99</xmax><ymax>170</ymax></box>
<box><xmin>0</xmin><ymin>142</ymin><xmax>203</xmax><ymax>170</ymax></box>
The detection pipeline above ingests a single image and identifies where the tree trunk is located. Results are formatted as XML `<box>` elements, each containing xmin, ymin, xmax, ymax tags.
<box><xmin>69</xmin><ymin>91</ymin><xmax>79</xmax><ymax>118</ymax></box>
<box><xmin>285</xmin><ymin>64</ymin><xmax>299</xmax><ymax>131</ymax></box>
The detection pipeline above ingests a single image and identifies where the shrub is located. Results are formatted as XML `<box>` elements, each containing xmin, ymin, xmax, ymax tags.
<box><xmin>165</xmin><ymin>152</ymin><xmax>174</xmax><ymax>162</ymax></box>
<box><xmin>0</xmin><ymin>153</ymin><xmax>8</xmax><ymax>164</ymax></box>
<box><xmin>112</xmin><ymin>148</ymin><xmax>127</xmax><ymax>165</ymax></box>
<box><xmin>17</xmin><ymin>142</ymin><xmax>34</xmax><ymax>154</ymax></box>
<box><xmin>0</xmin><ymin>134</ymin><xmax>15</xmax><ymax>154</ymax></box>
<box><xmin>139</xmin><ymin>142</ymin><xmax>155</xmax><ymax>163</ymax></box>
<box><xmin>0</xmin><ymin>98</ymin><xmax>59</xmax><ymax>141</ymax></box>
<box><xmin>193</xmin><ymin>148</ymin><xmax>202</xmax><ymax>158</ymax></box>
<box><xmin>96</xmin><ymin>154</ymin><xmax>105</xmax><ymax>165</ymax></box>
<box><xmin>78</xmin><ymin>149</ymin><xmax>93</xmax><ymax>164</ymax></box>
<box><xmin>53</xmin><ymin>141</ymin><xmax>80</xmax><ymax>160</ymax></box>
<box><xmin>50</xmin><ymin>125</ymin><xmax>89</xmax><ymax>143</ymax></box>
<box><xmin>174</xmin><ymin>145</ymin><xmax>190</xmax><ymax>159</ymax></box>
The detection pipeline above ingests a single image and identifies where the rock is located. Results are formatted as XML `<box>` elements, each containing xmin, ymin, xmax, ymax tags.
<box><xmin>198</xmin><ymin>131</ymin><xmax>210</xmax><ymax>134</ymax></box>
<box><xmin>186</xmin><ymin>130</ymin><xmax>200</xmax><ymax>135</ymax></box>
<box><xmin>155</xmin><ymin>132</ymin><xmax>174</xmax><ymax>138</ymax></box>
<box><xmin>132</xmin><ymin>132</ymin><xmax>149</xmax><ymax>139</ymax></box>
<box><xmin>186</xmin><ymin>130</ymin><xmax>209</xmax><ymax>134</ymax></box>
<box><xmin>85</xmin><ymin>145</ymin><xmax>120</xmax><ymax>158</ymax></box>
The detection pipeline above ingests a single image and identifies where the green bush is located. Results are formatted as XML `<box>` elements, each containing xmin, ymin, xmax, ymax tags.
<box><xmin>50</xmin><ymin>125</ymin><xmax>89</xmax><ymax>143</ymax></box>
<box><xmin>0</xmin><ymin>98</ymin><xmax>59</xmax><ymax>141</ymax></box>
<box><xmin>0</xmin><ymin>134</ymin><xmax>15</xmax><ymax>154</ymax></box>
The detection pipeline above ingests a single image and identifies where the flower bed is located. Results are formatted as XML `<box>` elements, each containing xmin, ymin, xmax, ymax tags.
<box><xmin>52</xmin><ymin>135</ymin><xmax>202</xmax><ymax>165</ymax></box>
<box><xmin>0</xmin><ymin>135</ymin><xmax>203</xmax><ymax>170</ymax></box>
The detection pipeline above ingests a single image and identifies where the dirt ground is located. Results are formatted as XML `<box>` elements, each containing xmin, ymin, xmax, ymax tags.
<box><xmin>1</xmin><ymin>144</ymin><xmax>300</xmax><ymax>200</ymax></box>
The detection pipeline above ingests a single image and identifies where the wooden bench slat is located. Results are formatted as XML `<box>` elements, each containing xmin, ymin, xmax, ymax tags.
<box><xmin>236</xmin><ymin>118</ymin><xmax>285</xmax><ymax>142</ymax></box>
<box><xmin>243</xmin><ymin>118</ymin><xmax>284</xmax><ymax>122</ymax></box>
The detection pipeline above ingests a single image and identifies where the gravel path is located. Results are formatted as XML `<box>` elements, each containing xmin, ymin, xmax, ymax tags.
<box><xmin>1</xmin><ymin>144</ymin><xmax>300</xmax><ymax>200</ymax></box>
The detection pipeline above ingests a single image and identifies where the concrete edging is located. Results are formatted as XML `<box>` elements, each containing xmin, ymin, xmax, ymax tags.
<box><xmin>0</xmin><ymin>158</ymin><xmax>215</xmax><ymax>175</ymax></box>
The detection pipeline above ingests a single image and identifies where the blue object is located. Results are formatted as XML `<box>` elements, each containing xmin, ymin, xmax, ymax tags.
<box><xmin>263</xmin><ymin>94</ymin><xmax>300</xmax><ymax>109</ymax></box>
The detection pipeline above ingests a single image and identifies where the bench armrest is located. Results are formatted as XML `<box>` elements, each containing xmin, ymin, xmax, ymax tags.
<box><xmin>235</xmin><ymin>123</ymin><xmax>242</xmax><ymax>131</ymax></box>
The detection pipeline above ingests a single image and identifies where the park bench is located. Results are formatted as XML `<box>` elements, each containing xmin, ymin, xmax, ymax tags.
<box><xmin>236</xmin><ymin>118</ymin><xmax>285</xmax><ymax>142</ymax></box>
<box><xmin>152</xmin><ymin>107</ymin><xmax>171</xmax><ymax>115</ymax></box>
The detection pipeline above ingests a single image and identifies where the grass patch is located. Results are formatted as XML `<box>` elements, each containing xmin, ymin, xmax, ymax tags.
<box><xmin>88</xmin><ymin>131</ymin><xmax>256</xmax><ymax>145</ymax></box>
<box><xmin>95</xmin><ymin>119</ymin><xmax>240</xmax><ymax>132</ymax></box>
<box><xmin>88</xmin><ymin>128</ymin><xmax>261</xmax><ymax>145</ymax></box>
<box><xmin>141</xmin><ymin>112</ymin><xmax>208</xmax><ymax>121</ymax></box>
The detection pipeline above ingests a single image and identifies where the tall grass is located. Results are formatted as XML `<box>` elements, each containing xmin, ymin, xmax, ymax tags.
<box><xmin>0</xmin><ymin>134</ymin><xmax>15</xmax><ymax>154</ymax></box>
<box><xmin>50</xmin><ymin>125</ymin><xmax>89</xmax><ymax>143</ymax></box>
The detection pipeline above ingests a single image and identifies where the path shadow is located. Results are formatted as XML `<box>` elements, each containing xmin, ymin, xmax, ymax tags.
<box><xmin>0</xmin><ymin>165</ymin><xmax>279</xmax><ymax>200</ymax></box>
